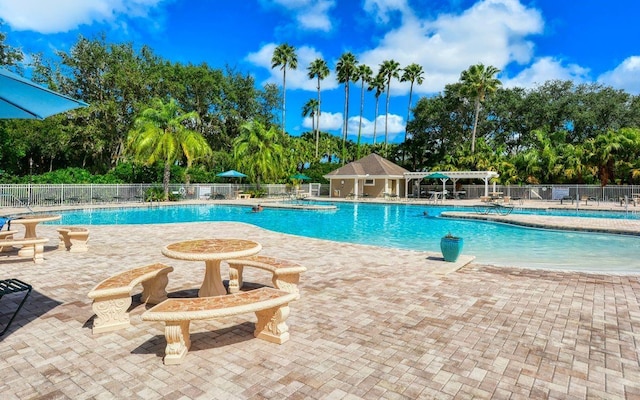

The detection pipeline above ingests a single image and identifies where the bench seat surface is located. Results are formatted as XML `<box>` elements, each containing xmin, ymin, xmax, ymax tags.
<box><xmin>90</xmin><ymin>263</ymin><xmax>170</xmax><ymax>293</ymax></box>
<box><xmin>228</xmin><ymin>255</ymin><xmax>301</xmax><ymax>270</ymax></box>
<box><xmin>0</xmin><ymin>237</ymin><xmax>49</xmax><ymax>246</ymax></box>
<box><xmin>143</xmin><ymin>287</ymin><xmax>297</xmax><ymax>321</ymax></box>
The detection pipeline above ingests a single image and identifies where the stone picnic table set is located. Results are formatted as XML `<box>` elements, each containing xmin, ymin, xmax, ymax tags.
<box><xmin>0</xmin><ymin>214</ymin><xmax>90</xmax><ymax>263</ymax></box>
<box><xmin>87</xmin><ymin>237</ymin><xmax>306</xmax><ymax>365</ymax></box>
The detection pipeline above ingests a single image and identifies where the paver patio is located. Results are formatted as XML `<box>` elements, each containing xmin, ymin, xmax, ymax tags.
<box><xmin>0</xmin><ymin>219</ymin><xmax>639</xmax><ymax>399</ymax></box>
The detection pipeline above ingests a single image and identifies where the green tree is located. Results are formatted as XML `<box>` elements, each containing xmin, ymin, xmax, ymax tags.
<box><xmin>379</xmin><ymin>60</ymin><xmax>401</xmax><ymax>153</ymax></box>
<box><xmin>0</xmin><ymin>28</ymin><xmax>23</xmax><ymax>66</ymax></box>
<box><xmin>56</xmin><ymin>35</ymin><xmax>160</xmax><ymax>171</ymax></box>
<box><xmin>459</xmin><ymin>63</ymin><xmax>502</xmax><ymax>153</ymax></box>
<box><xmin>354</xmin><ymin>64</ymin><xmax>373</xmax><ymax>159</ymax></box>
<box><xmin>233</xmin><ymin>121</ymin><xmax>286</xmax><ymax>189</ymax></box>
<box><xmin>271</xmin><ymin>43</ymin><xmax>298</xmax><ymax>135</ymax></box>
<box><xmin>586</xmin><ymin>128</ymin><xmax>635</xmax><ymax>186</ymax></box>
<box><xmin>336</xmin><ymin>52</ymin><xmax>358</xmax><ymax>164</ymax></box>
<box><xmin>127</xmin><ymin>98</ymin><xmax>212</xmax><ymax>200</ymax></box>
<box><xmin>302</xmin><ymin>98</ymin><xmax>319</xmax><ymax>140</ymax></box>
<box><xmin>307</xmin><ymin>58</ymin><xmax>330</xmax><ymax>157</ymax></box>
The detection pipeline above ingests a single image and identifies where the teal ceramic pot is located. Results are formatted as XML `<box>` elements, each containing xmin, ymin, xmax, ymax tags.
<box><xmin>440</xmin><ymin>237</ymin><xmax>463</xmax><ymax>262</ymax></box>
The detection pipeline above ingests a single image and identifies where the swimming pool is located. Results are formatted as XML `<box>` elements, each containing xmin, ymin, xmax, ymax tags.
<box><xmin>56</xmin><ymin>203</ymin><xmax>640</xmax><ymax>273</ymax></box>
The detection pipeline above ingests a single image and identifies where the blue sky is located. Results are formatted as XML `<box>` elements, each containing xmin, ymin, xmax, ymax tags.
<box><xmin>1</xmin><ymin>0</ymin><xmax>639</xmax><ymax>144</ymax></box>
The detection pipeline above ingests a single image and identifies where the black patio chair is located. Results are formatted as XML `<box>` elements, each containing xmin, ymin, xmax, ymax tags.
<box><xmin>0</xmin><ymin>279</ymin><xmax>32</xmax><ymax>336</ymax></box>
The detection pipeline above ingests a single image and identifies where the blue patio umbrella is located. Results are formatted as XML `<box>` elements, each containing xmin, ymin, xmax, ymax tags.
<box><xmin>425</xmin><ymin>172</ymin><xmax>449</xmax><ymax>179</ymax></box>
<box><xmin>426</xmin><ymin>172</ymin><xmax>450</xmax><ymax>193</ymax></box>
<box><xmin>0</xmin><ymin>68</ymin><xmax>88</xmax><ymax>119</ymax></box>
<box><xmin>216</xmin><ymin>170</ymin><xmax>247</xmax><ymax>178</ymax></box>
<box><xmin>290</xmin><ymin>173</ymin><xmax>311</xmax><ymax>181</ymax></box>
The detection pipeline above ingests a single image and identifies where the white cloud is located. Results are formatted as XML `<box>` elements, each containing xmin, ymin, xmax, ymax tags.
<box><xmin>502</xmin><ymin>57</ymin><xmax>590</xmax><ymax>88</ymax></box>
<box><xmin>0</xmin><ymin>0</ymin><xmax>166</xmax><ymax>33</ymax></box>
<box><xmin>302</xmin><ymin>111</ymin><xmax>343</xmax><ymax>131</ymax></box>
<box><xmin>248</xmin><ymin>0</ymin><xmax>548</xmax><ymax>98</ymax></box>
<box><xmin>266</xmin><ymin>0</ymin><xmax>336</xmax><ymax>32</ymax></box>
<box><xmin>348</xmin><ymin>114</ymin><xmax>405</xmax><ymax>142</ymax></box>
<box><xmin>303</xmin><ymin>112</ymin><xmax>405</xmax><ymax>141</ymax></box>
<box><xmin>598</xmin><ymin>56</ymin><xmax>640</xmax><ymax>95</ymax></box>
<box><xmin>359</xmin><ymin>0</ymin><xmax>544</xmax><ymax>95</ymax></box>
<box><xmin>246</xmin><ymin>43</ymin><xmax>339</xmax><ymax>91</ymax></box>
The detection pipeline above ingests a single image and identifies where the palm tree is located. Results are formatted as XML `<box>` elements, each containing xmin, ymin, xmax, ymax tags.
<box><xmin>354</xmin><ymin>64</ymin><xmax>373</xmax><ymax>159</ymax></box>
<box><xmin>271</xmin><ymin>43</ymin><xmax>298</xmax><ymax>135</ymax></box>
<box><xmin>233</xmin><ymin>121</ymin><xmax>286</xmax><ymax>189</ymax></box>
<box><xmin>400</xmin><ymin>63</ymin><xmax>425</xmax><ymax>145</ymax></box>
<box><xmin>307</xmin><ymin>58</ymin><xmax>330</xmax><ymax>158</ymax></box>
<box><xmin>379</xmin><ymin>59</ymin><xmax>401</xmax><ymax>153</ymax></box>
<box><xmin>368</xmin><ymin>73</ymin><xmax>385</xmax><ymax>144</ymax></box>
<box><xmin>127</xmin><ymin>98</ymin><xmax>212</xmax><ymax>200</ymax></box>
<box><xmin>336</xmin><ymin>52</ymin><xmax>359</xmax><ymax>164</ymax></box>
<box><xmin>459</xmin><ymin>63</ymin><xmax>502</xmax><ymax>153</ymax></box>
<box><xmin>302</xmin><ymin>98</ymin><xmax>319</xmax><ymax>138</ymax></box>
<box><xmin>586</xmin><ymin>129</ymin><xmax>628</xmax><ymax>186</ymax></box>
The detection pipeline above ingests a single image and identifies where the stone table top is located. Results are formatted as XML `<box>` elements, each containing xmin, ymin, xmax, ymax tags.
<box><xmin>162</xmin><ymin>238</ymin><xmax>262</xmax><ymax>262</ymax></box>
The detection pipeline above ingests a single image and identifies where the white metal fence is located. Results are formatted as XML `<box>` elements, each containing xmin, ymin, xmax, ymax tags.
<box><xmin>1</xmin><ymin>183</ymin><xmax>638</xmax><ymax>210</ymax></box>
<box><xmin>458</xmin><ymin>184</ymin><xmax>640</xmax><ymax>203</ymax></box>
<box><xmin>0</xmin><ymin>183</ymin><xmax>327</xmax><ymax>209</ymax></box>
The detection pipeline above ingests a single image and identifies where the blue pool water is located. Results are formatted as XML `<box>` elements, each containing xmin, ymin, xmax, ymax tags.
<box><xmin>55</xmin><ymin>203</ymin><xmax>640</xmax><ymax>273</ymax></box>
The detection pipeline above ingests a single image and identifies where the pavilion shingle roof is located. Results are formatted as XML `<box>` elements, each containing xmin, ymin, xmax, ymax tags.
<box><xmin>325</xmin><ymin>153</ymin><xmax>408</xmax><ymax>178</ymax></box>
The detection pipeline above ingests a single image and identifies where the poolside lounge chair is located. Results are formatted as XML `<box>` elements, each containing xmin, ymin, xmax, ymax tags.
<box><xmin>0</xmin><ymin>279</ymin><xmax>32</xmax><ymax>336</ymax></box>
<box><xmin>474</xmin><ymin>203</ymin><xmax>514</xmax><ymax>216</ymax></box>
<box><xmin>0</xmin><ymin>217</ymin><xmax>11</xmax><ymax>231</ymax></box>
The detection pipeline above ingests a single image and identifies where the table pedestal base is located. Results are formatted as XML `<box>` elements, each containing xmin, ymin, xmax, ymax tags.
<box><xmin>199</xmin><ymin>260</ymin><xmax>227</xmax><ymax>297</ymax></box>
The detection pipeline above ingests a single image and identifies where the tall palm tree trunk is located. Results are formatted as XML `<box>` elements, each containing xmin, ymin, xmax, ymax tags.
<box><xmin>282</xmin><ymin>69</ymin><xmax>287</xmax><ymax>135</ymax></box>
<box><xmin>373</xmin><ymin>96</ymin><xmax>380</xmax><ymax>144</ymax></box>
<box><xmin>384</xmin><ymin>81</ymin><xmax>391</xmax><ymax>153</ymax></box>
<box><xmin>342</xmin><ymin>82</ymin><xmax>350</xmax><ymax>164</ymax></box>
<box><xmin>357</xmin><ymin>81</ymin><xmax>365</xmax><ymax>159</ymax></box>
<box><xmin>316</xmin><ymin>77</ymin><xmax>321</xmax><ymax>158</ymax></box>
<box><xmin>471</xmin><ymin>98</ymin><xmax>480</xmax><ymax>153</ymax></box>
<box><xmin>403</xmin><ymin>83</ymin><xmax>414</xmax><ymax>162</ymax></box>
<box><xmin>405</xmin><ymin>83</ymin><xmax>414</xmax><ymax>143</ymax></box>
<box><xmin>163</xmin><ymin>161</ymin><xmax>171</xmax><ymax>200</ymax></box>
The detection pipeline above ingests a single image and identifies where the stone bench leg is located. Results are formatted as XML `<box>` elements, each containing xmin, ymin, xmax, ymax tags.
<box><xmin>91</xmin><ymin>294</ymin><xmax>132</xmax><ymax>334</ymax></box>
<box><xmin>228</xmin><ymin>264</ymin><xmax>244</xmax><ymax>294</ymax></box>
<box><xmin>0</xmin><ymin>233</ymin><xmax>14</xmax><ymax>252</ymax></box>
<box><xmin>273</xmin><ymin>273</ymin><xmax>301</xmax><ymax>294</ymax></box>
<box><xmin>163</xmin><ymin>321</ymin><xmax>191</xmax><ymax>365</ymax></box>
<box><xmin>33</xmin><ymin>243</ymin><xmax>45</xmax><ymax>264</ymax></box>
<box><xmin>141</xmin><ymin>273</ymin><xmax>170</xmax><ymax>305</ymax></box>
<box><xmin>254</xmin><ymin>304</ymin><xmax>290</xmax><ymax>344</ymax></box>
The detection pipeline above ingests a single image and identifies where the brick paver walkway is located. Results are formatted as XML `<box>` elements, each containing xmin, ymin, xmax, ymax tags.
<box><xmin>0</xmin><ymin>219</ymin><xmax>639</xmax><ymax>399</ymax></box>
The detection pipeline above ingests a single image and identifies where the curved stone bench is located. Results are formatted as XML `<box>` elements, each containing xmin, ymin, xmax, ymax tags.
<box><xmin>142</xmin><ymin>287</ymin><xmax>298</xmax><ymax>365</ymax></box>
<box><xmin>0</xmin><ymin>237</ymin><xmax>49</xmax><ymax>263</ymax></box>
<box><xmin>57</xmin><ymin>227</ymin><xmax>90</xmax><ymax>253</ymax></box>
<box><xmin>225</xmin><ymin>255</ymin><xmax>306</xmax><ymax>294</ymax></box>
<box><xmin>88</xmin><ymin>263</ymin><xmax>173</xmax><ymax>334</ymax></box>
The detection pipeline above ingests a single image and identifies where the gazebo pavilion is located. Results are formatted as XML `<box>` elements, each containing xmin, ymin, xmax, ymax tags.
<box><xmin>403</xmin><ymin>171</ymin><xmax>500</xmax><ymax>199</ymax></box>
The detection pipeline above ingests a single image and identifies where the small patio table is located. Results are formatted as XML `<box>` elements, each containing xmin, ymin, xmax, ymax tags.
<box><xmin>161</xmin><ymin>238</ymin><xmax>262</xmax><ymax>297</ymax></box>
<box><xmin>11</xmin><ymin>214</ymin><xmax>61</xmax><ymax>257</ymax></box>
